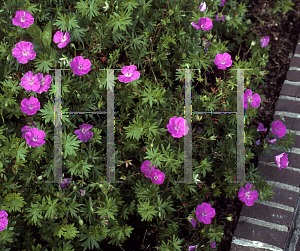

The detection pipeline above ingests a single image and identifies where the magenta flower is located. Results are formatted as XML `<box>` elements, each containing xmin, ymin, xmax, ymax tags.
<box><xmin>267</xmin><ymin>137</ymin><xmax>277</xmax><ymax>144</ymax></box>
<box><xmin>24</xmin><ymin>128</ymin><xmax>46</xmax><ymax>147</ymax></box>
<box><xmin>149</xmin><ymin>169</ymin><xmax>165</xmax><ymax>185</ymax></box>
<box><xmin>36</xmin><ymin>75</ymin><xmax>52</xmax><ymax>94</ymax></box>
<box><xmin>216</xmin><ymin>14</ymin><xmax>225</xmax><ymax>23</ymax></box>
<box><xmin>220</xmin><ymin>0</ymin><xmax>226</xmax><ymax>6</ymax></box>
<box><xmin>0</xmin><ymin>210</ymin><xmax>8</xmax><ymax>231</ymax></box>
<box><xmin>118</xmin><ymin>65</ymin><xmax>140</xmax><ymax>83</ymax></box>
<box><xmin>12</xmin><ymin>41</ymin><xmax>36</xmax><ymax>64</ymax></box>
<box><xmin>60</xmin><ymin>178</ymin><xmax>72</xmax><ymax>190</ymax></box>
<box><xmin>238</xmin><ymin>183</ymin><xmax>259</xmax><ymax>206</ymax></box>
<box><xmin>242</xmin><ymin>89</ymin><xmax>261</xmax><ymax>109</ymax></box>
<box><xmin>74</xmin><ymin>123</ymin><xmax>93</xmax><ymax>142</ymax></box>
<box><xmin>20</xmin><ymin>71</ymin><xmax>40</xmax><ymax>92</ymax></box>
<box><xmin>199</xmin><ymin>2</ymin><xmax>206</xmax><ymax>11</ymax></box>
<box><xmin>210</xmin><ymin>241</ymin><xmax>216</xmax><ymax>249</ymax></box>
<box><xmin>21</xmin><ymin>121</ymin><xmax>36</xmax><ymax>138</ymax></box>
<box><xmin>271</xmin><ymin>121</ymin><xmax>286</xmax><ymax>138</ymax></box>
<box><xmin>195</xmin><ymin>203</ymin><xmax>216</xmax><ymax>224</ymax></box>
<box><xmin>190</xmin><ymin>218</ymin><xmax>197</xmax><ymax>228</ymax></box>
<box><xmin>189</xmin><ymin>245</ymin><xmax>197</xmax><ymax>251</ymax></box>
<box><xmin>140</xmin><ymin>160</ymin><xmax>157</xmax><ymax>178</ymax></box>
<box><xmin>214</xmin><ymin>53</ymin><xmax>232</xmax><ymax>70</ymax></box>
<box><xmin>191</xmin><ymin>17</ymin><xmax>213</xmax><ymax>31</ymax></box>
<box><xmin>167</xmin><ymin>116</ymin><xmax>189</xmax><ymax>138</ymax></box>
<box><xmin>70</xmin><ymin>56</ymin><xmax>91</xmax><ymax>76</ymax></box>
<box><xmin>256</xmin><ymin>139</ymin><xmax>260</xmax><ymax>145</ymax></box>
<box><xmin>53</xmin><ymin>31</ymin><xmax>70</xmax><ymax>48</ymax></box>
<box><xmin>257</xmin><ymin>123</ymin><xmax>267</xmax><ymax>132</ymax></box>
<box><xmin>261</xmin><ymin>36</ymin><xmax>270</xmax><ymax>48</ymax></box>
<box><xmin>12</xmin><ymin>10</ymin><xmax>34</xmax><ymax>28</ymax></box>
<box><xmin>20</xmin><ymin>97</ymin><xmax>40</xmax><ymax>115</ymax></box>
<box><xmin>275</xmin><ymin>153</ymin><xmax>289</xmax><ymax>170</ymax></box>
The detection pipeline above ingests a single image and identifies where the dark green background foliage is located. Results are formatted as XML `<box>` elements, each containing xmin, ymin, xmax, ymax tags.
<box><xmin>0</xmin><ymin>0</ymin><xmax>295</xmax><ymax>250</ymax></box>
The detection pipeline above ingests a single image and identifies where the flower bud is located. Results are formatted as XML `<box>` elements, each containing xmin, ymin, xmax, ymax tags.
<box><xmin>79</xmin><ymin>219</ymin><xmax>84</xmax><ymax>226</ymax></box>
<box><xmin>251</xmin><ymin>41</ymin><xmax>256</xmax><ymax>47</ymax></box>
<box><xmin>73</xmin><ymin>185</ymin><xmax>77</xmax><ymax>191</ymax></box>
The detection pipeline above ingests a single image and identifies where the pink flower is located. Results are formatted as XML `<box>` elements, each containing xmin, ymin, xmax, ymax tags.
<box><xmin>149</xmin><ymin>169</ymin><xmax>165</xmax><ymax>185</ymax></box>
<box><xmin>70</xmin><ymin>56</ymin><xmax>91</xmax><ymax>76</ymax></box>
<box><xmin>191</xmin><ymin>17</ymin><xmax>213</xmax><ymax>31</ymax></box>
<box><xmin>216</xmin><ymin>14</ymin><xmax>225</xmax><ymax>23</ymax></box>
<box><xmin>189</xmin><ymin>245</ymin><xmax>197</xmax><ymax>251</ymax></box>
<box><xmin>199</xmin><ymin>2</ymin><xmax>206</xmax><ymax>11</ymax></box>
<box><xmin>210</xmin><ymin>241</ymin><xmax>216</xmax><ymax>249</ymax></box>
<box><xmin>238</xmin><ymin>183</ymin><xmax>259</xmax><ymax>206</ymax></box>
<box><xmin>24</xmin><ymin>128</ymin><xmax>46</xmax><ymax>147</ymax></box>
<box><xmin>271</xmin><ymin>121</ymin><xmax>286</xmax><ymax>138</ymax></box>
<box><xmin>267</xmin><ymin>137</ymin><xmax>276</xmax><ymax>144</ymax></box>
<box><xmin>0</xmin><ymin>210</ymin><xmax>8</xmax><ymax>231</ymax></box>
<box><xmin>60</xmin><ymin>178</ymin><xmax>72</xmax><ymax>190</ymax></box>
<box><xmin>36</xmin><ymin>75</ymin><xmax>52</xmax><ymax>94</ymax></box>
<box><xmin>190</xmin><ymin>218</ymin><xmax>197</xmax><ymax>228</ymax></box>
<box><xmin>140</xmin><ymin>160</ymin><xmax>157</xmax><ymax>178</ymax></box>
<box><xmin>12</xmin><ymin>41</ymin><xmax>36</xmax><ymax>64</ymax></box>
<box><xmin>214</xmin><ymin>53</ymin><xmax>232</xmax><ymax>70</ymax></box>
<box><xmin>74</xmin><ymin>123</ymin><xmax>93</xmax><ymax>142</ymax></box>
<box><xmin>275</xmin><ymin>153</ymin><xmax>289</xmax><ymax>170</ymax></box>
<box><xmin>53</xmin><ymin>31</ymin><xmax>70</xmax><ymax>48</ymax></box>
<box><xmin>118</xmin><ymin>65</ymin><xmax>140</xmax><ymax>83</ymax></box>
<box><xmin>242</xmin><ymin>89</ymin><xmax>261</xmax><ymax>109</ymax></box>
<box><xmin>167</xmin><ymin>116</ymin><xmax>189</xmax><ymax>138</ymax></box>
<box><xmin>220</xmin><ymin>0</ymin><xmax>226</xmax><ymax>6</ymax></box>
<box><xmin>195</xmin><ymin>202</ymin><xmax>216</xmax><ymax>224</ymax></box>
<box><xmin>257</xmin><ymin>123</ymin><xmax>267</xmax><ymax>132</ymax></box>
<box><xmin>20</xmin><ymin>97</ymin><xmax>40</xmax><ymax>115</ymax></box>
<box><xmin>80</xmin><ymin>189</ymin><xmax>85</xmax><ymax>196</ymax></box>
<box><xmin>21</xmin><ymin>121</ymin><xmax>36</xmax><ymax>138</ymax></box>
<box><xmin>261</xmin><ymin>36</ymin><xmax>270</xmax><ymax>48</ymax></box>
<box><xmin>20</xmin><ymin>71</ymin><xmax>40</xmax><ymax>92</ymax></box>
<box><xmin>11</xmin><ymin>10</ymin><xmax>34</xmax><ymax>28</ymax></box>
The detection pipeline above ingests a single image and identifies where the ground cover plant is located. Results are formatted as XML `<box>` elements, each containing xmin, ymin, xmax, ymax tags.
<box><xmin>0</xmin><ymin>0</ymin><xmax>296</xmax><ymax>250</ymax></box>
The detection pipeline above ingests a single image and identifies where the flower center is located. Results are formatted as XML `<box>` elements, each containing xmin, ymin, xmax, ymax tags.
<box><xmin>81</xmin><ymin>129</ymin><xmax>87</xmax><ymax>133</ymax></box>
<box><xmin>175</xmin><ymin>126</ymin><xmax>180</xmax><ymax>130</ymax></box>
<box><xmin>61</xmin><ymin>35</ymin><xmax>66</xmax><ymax>43</ymax></box>
<box><xmin>154</xmin><ymin>175</ymin><xmax>158</xmax><ymax>180</ymax></box>
<box><xmin>201</xmin><ymin>24</ymin><xmax>205</xmax><ymax>29</ymax></box>
<box><xmin>22</xmin><ymin>50</ymin><xmax>28</xmax><ymax>56</ymax></box>
<box><xmin>78</xmin><ymin>65</ymin><xmax>83</xmax><ymax>70</ymax></box>
<box><xmin>20</xmin><ymin>13</ymin><xmax>26</xmax><ymax>22</ymax></box>
<box><xmin>275</xmin><ymin>128</ymin><xmax>278</xmax><ymax>132</ymax></box>
<box><xmin>202</xmin><ymin>211</ymin><xmax>207</xmax><ymax>216</ymax></box>
<box><xmin>221</xmin><ymin>60</ymin><xmax>226</xmax><ymax>64</ymax></box>
<box><xmin>29</xmin><ymin>105</ymin><xmax>33</xmax><ymax>109</ymax></box>
<box><xmin>33</xmin><ymin>136</ymin><xmax>38</xmax><ymax>142</ymax></box>
<box><xmin>29</xmin><ymin>79</ymin><xmax>34</xmax><ymax>85</ymax></box>
<box><xmin>125</xmin><ymin>71</ymin><xmax>132</xmax><ymax>77</ymax></box>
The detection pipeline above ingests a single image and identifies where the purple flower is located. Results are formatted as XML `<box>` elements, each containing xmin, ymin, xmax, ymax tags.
<box><xmin>53</xmin><ymin>31</ymin><xmax>70</xmax><ymax>48</ymax></box>
<box><xmin>204</xmin><ymin>42</ymin><xmax>211</xmax><ymax>53</ymax></box>
<box><xmin>255</xmin><ymin>139</ymin><xmax>260</xmax><ymax>145</ymax></box>
<box><xmin>149</xmin><ymin>169</ymin><xmax>165</xmax><ymax>185</ymax></box>
<box><xmin>190</xmin><ymin>218</ymin><xmax>196</xmax><ymax>228</ymax></box>
<box><xmin>140</xmin><ymin>160</ymin><xmax>157</xmax><ymax>178</ymax></box>
<box><xmin>271</xmin><ymin>121</ymin><xmax>286</xmax><ymax>138</ymax></box>
<box><xmin>275</xmin><ymin>153</ymin><xmax>289</xmax><ymax>170</ymax></box>
<box><xmin>267</xmin><ymin>137</ymin><xmax>277</xmax><ymax>144</ymax></box>
<box><xmin>214</xmin><ymin>53</ymin><xmax>232</xmax><ymax>70</ymax></box>
<box><xmin>242</xmin><ymin>89</ymin><xmax>261</xmax><ymax>109</ymax></box>
<box><xmin>238</xmin><ymin>183</ymin><xmax>259</xmax><ymax>206</ymax></box>
<box><xmin>21</xmin><ymin>122</ymin><xmax>36</xmax><ymax>138</ymax></box>
<box><xmin>11</xmin><ymin>10</ymin><xmax>34</xmax><ymax>28</ymax></box>
<box><xmin>24</xmin><ymin>128</ymin><xmax>46</xmax><ymax>147</ymax></box>
<box><xmin>189</xmin><ymin>245</ymin><xmax>197</xmax><ymax>251</ymax></box>
<box><xmin>74</xmin><ymin>123</ymin><xmax>93</xmax><ymax>142</ymax></box>
<box><xmin>20</xmin><ymin>97</ymin><xmax>40</xmax><ymax>115</ymax></box>
<box><xmin>167</xmin><ymin>116</ymin><xmax>189</xmax><ymax>138</ymax></box>
<box><xmin>60</xmin><ymin>178</ymin><xmax>72</xmax><ymax>190</ymax></box>
<box><xmin>0</xmin><ymin>210</ymin><xmax>8</xmax><ymax>231</ymax></box>
<box><xmin>195</xmin><ymin>203</ymin><xmax>216</xmax><ymax>224</ymax></box>
<box><xmin>261</xmin><ymin>36</ymin><xmax>270</xmax><ymax>48</ymax></box>
<box><xmin>191</xmin><ymin>17</ymin><xmax>213</xmax><ymax>31</ymax></box>
<box><xmin>12</xmin><ymin>41</ymin><xmax>36</xmax><ymax>64</ymax></box>
<box><xmin>210</xmin><ymin>241</ymin><xmax>216</xmax><ymax>249</ymax></box>
<box><xmin>257</xmin><ymin>123</ymin><xmax>267</xmax><ymax>132</ymax></box>
<box><xmin>118</xmin><ymin>65</ymin><xmax>140</xmax><ymax>83</ymax></box>
<box><xmin>220</xmin><ymin>0</ymin><xmax>226</xmax><ymax>6</ymax></box>
<box><xmin>70</xmin><ymin>56</ymin><xmax>91</xmax><ymax>76</ymax></box>
<box><xmin>36</xmin><ymin>75</ymin><xmax>52</xmax><ymax>94</ymax></box>
<box><xmin>216</xmin><ymin>14</ymin><xmax>225</xmax><ymax>23</ymax></box>
<box><xmin>199</xmin><ymin>2</ymin><xmax>206</xmax><ymax>11</ymax></box>
<box><xmin>20</xmin><ymin>71</ymin><xmax>40</xmax><ymax>92</ymax></box>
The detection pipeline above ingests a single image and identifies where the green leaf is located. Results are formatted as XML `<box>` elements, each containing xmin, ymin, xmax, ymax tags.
<box><xmin>16</xmin><ymin>141</ymin><xmax>28</xmax><ymax>163</ymax></box>
<box><xmin>3</xmin><ymin>193</ymin><xmax>27</xmax><ymax>213</ymax></box>
<box><xmin>25</xmin><ymin>202</ymin><xmax>44</xmax><ymax>226</ymax></box>
<box><xmin>44</xmin><ymin>195</ymin><xmax>59</xmax><ymax>220</ymax></box>
<box><xmin>42</xmin><ymin>21</ymin><xmax>52</xmax><ymax>48</ymax></box>
<box><xmin>39</xmin><ymin>100</ymin><xmax>54</xmax><ymax>124</ymax></box>
<box><xmin>62</xmin><ymin>133</ymin><xmax>80</xmax><ymax>158</ymax></box>
<box><xmin>137</xmin><ymin>199</ymin><xmax>157</xmax><ymax>221</ymax></box>
<box><xmin>61</xmin><ymin>223</ymin><xmax>80</xmax><ymax>240</ymax></box>
<box><xmin>123</xmin><ymin>118</ymin><xmax>144</xmax><ymax>141</ymax></box>
<box><xmin>26</xmin><ymin>23</ymin><xmax>43</xmax><ymax>46</ymax></box>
